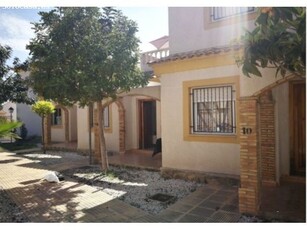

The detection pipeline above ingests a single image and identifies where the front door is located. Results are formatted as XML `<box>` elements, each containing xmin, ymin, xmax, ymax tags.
<box><xmin>139</xmin><ymin>100</ymin><xmax>156</xmax><ymax>149</ymax></box>
<box><xmin>290</xmin><ymin>81</ymin><xmax>306</xmax><ymax>176</ymax></box>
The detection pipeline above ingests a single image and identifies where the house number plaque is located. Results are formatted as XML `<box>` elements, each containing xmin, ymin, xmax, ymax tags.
<box><xmin>242</xmin><ymin>127</ymin><xmax>252</xmax><ymax>135</ymax></box>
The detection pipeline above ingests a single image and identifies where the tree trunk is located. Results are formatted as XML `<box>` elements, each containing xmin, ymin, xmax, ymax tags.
<box><xmin>41</xmin><ymin>115</ymin><xmax>46</xmax><ymax>154</ymax></box>
<box><xmin>97</xmin><ymin>101</ymin><xmax>109</xmax><ymax>172</ymax></box>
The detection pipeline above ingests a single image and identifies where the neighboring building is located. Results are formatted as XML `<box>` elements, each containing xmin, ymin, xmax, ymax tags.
<box><xmin>43</xmin><ymin>7</ymin><xmax>305</xmax><ymax>216</ymax></box>
<box><xmin>0</xmin><ymin>71</ymin><xmax>42</xmax><ymax>139</ymax></box>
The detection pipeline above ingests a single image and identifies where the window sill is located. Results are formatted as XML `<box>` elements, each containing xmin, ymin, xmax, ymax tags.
<box><xmin>184</xmin><ymin>133</ymin><xmax>239</xmax><ymax>143</ymax></box>
<box><xmin>51</xmin><ymin>125</ymin><xmax>63</xmax><ymax>129</ymax></box>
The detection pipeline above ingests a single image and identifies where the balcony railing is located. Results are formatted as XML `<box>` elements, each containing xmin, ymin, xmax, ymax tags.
<box><xmin>140</xmin><ymin>48</ymin><xmax>169</xmax><ymax>72</ymax></box>
<box><xmin>211</xmin><ymin>7</ymin><xmax>255</xmax><ymax>21</ymax></box>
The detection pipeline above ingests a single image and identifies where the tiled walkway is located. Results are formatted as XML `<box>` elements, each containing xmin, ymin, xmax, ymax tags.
<box><xmin>0</xmin><ymin>151</ymin><xmax>240</xmax><ymax>223</ymax></box>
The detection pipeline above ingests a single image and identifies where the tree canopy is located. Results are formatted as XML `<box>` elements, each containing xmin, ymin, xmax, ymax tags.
<box><xmin>27</xmin><ymin>7</ymin><xmax>149</xmax><ymax>170</ymax></box>
<box><xmin>238</xmin><ymin>7</ymin><xmax>306</xmax><ymax>78</ymax></box>
<box><xmin>0</xmin><ymin>44</ymin><xmax>33</xmax><ymax>105</ymax></box>
<box><xmin>27</xmin><ymin>7</ymin><xmax>149</xmax><ymax>107</ymax></box>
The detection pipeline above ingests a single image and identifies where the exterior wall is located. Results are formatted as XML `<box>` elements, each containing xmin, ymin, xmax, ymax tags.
<box><xmin>51</xmin><ymin>127</ymin><xmax>65</xmax><ymax>142</ymax></box>
<box><xmin>77</xmin><ymin>106</ymin><xmax>90</xmax><ymax>150</ymax></box>
<box><xmin>240</xmin><ymin>68</ymin><xmax>286</xmax><ymax>97</ymax></box>
<box><xmin>168</xmin><ymin>7</ymin><xmax>256</xmax><ymax>54</ymax></box>
<box><xmin>272</xmin><ymin>82</ymin><xmax>290</xmax><ymax>178</ymax></box>
<box><xmin>1</xmin><ymin>102</ymin><xmax>17</xmax><ymax>121</ymax></box>
<box><xmin>105</xmin><ymin>104</ymin><xmax>119</xmax><ymax>152</ymax></box>
<box><xmin>122</xmin><ymin>85</ymin><xmax>161</xmax><ymax>150</ymax></box>
<box><xmin>16</xmin><ymin>103</ymin><xmax>42</xmax><ymax>137</ymax></box>
<box><xmin>123</xmin><ymin>95</ymin><xmax>161</xmax><ymax>150</ymax></box>
<box><xmin>69</xmin><ymin>105</ymin><xmax>78</xmax><ymax>141</ymax></box>
<box><xmin>124</xmin><ymin>96</ymin><xmax>139</xmax><ymax>150</ymax></box>
<box><xmin>160</xmin><ymin>64</ymin><xmax>241</xmax><ymax>175</ymax></box>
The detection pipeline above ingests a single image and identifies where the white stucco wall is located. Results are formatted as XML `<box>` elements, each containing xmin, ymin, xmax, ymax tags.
<box><xmin>160</xmin><ymin>65</ymin><xmax>242</xmax><ymax>175</ymax></box>
<box><xmin>16</xmin><ymin>103</ymin><xmax>41</xmax><ymax>137</ymax></box>
<box><xmin>124</xmin><ymin>96</ymin><xmax>139</xmax><ymax>150</ymax></box>
<box><xmin>77</xmin><ymin>106</ymin><xmax>92</xmax><ymax>150</ymax></box>
<box><xmin>272</xmin><ymin>82</ymin><xmax>290</xmax><ymax>178</ymax></box>
<box><xmin>51</xmin><ymin>127</ymin><xmax>65</xmax><ymax>142</ymax></box>
<box><xmin>168</xmin><ymin>7</ymin><xmax>255</xmax><ymax>54</ymax></box>
<box><xmin>69</xmin><ymin>106</ymin><xmax>78</xmax><ymax>141</ymax></box>
<box><xmin>105</xmin><ymin>104</ymin><xmax>120</xmax><ymax>152</ymax></box>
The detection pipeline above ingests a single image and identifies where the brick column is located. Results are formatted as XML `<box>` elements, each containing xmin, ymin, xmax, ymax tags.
<box><xmin>115</xmin><ymin>99</ymin><xmax>126</xmax><ymax>155</ymax></box>
<box><xmin>239</xmin><ymin>97</ymin><xmax>261</xmax><ymax>215</ymax></box>
<box><xmin>259</xmin><ymin>90</ymin><xmax>276</xmax><ymax>186</ymax></box>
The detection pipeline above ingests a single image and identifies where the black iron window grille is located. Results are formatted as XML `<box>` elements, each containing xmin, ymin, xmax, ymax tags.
<box><xmin>211</xmin><ymin>7</ymin><xmax>255</xmax><ymax>21</ymax></box>
<box><xmin>190</xmin><ymin>85</ymin><xmax>236</xmax><ymax>134</ymax></box>
<box><xmin>52</xmin><ymin>108</ymin><xmax>62</xmax><ymax>125</ymax></box>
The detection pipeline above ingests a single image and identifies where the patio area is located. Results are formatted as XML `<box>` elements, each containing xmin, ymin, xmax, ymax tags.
<box><xmin>46</xmin><ymin>141</ymin><xmax>162</xmax><ymax>170</ymax></box>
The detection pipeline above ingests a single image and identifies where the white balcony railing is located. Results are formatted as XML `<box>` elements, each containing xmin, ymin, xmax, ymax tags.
<box><xmin>140</xmin><ymin>48</ymin><xmax>169</xmax><ymax>72</ymax></box>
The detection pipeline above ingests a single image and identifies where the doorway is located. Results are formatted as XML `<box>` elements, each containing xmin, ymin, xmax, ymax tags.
<box><xmin>289</xmin><ymin>81</ymin><xmax>306</xmax><ymax>176</ymax></box>
<box><xmin>138</xmin><ymin>100</ymin><xmax>157</xmax><ymax>149</ymax></box>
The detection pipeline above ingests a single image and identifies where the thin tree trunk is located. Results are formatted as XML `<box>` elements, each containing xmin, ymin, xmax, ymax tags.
<box><xmin>42</xmin><ymin>115</ymin><xmax>45</xmax><ymax>154</ymax></box>
<box><xmin>97</xmin><ymin>101</ymin><xmax>108</xmax><ymax>172</ymax></box>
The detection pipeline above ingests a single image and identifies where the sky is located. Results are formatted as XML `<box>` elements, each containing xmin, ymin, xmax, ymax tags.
<box><xmin>0</xmin><ymin>6</ymin><xmax>168</xmax><ymax>63</ymax></box>
<box><xmin>1</xmin><ymin>0</ymin><xmax>306</xmax><ymax>64</ymax></box>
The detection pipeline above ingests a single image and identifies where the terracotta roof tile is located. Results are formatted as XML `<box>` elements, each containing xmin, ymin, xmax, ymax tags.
<box><xmin>148</xmin><ymin>44</ymin><xmax>243</xmax><ymax>64</ymax></box>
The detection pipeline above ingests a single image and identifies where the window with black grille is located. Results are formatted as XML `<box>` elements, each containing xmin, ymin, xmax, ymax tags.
<box><xmin>211</xmin><ymin>7</ymin><xmax>255</xmax><ymax>21</ymax></box>
<box><xmin>191</xmin><ymin>85</ymin><xmax>236</xmax><ymax>134</ymax></box>
<box><xmin>52</xmin><ymin>108</ymin><xmax>62</xmax><ymax>125</ymax></box>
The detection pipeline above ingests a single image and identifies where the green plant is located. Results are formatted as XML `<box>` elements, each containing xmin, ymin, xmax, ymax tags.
<box><xmin>0</xmin><ymin>118</ymin><xmax>22</xmax><ymax>140</ymax></box>
<box><xmin>31</xmin><ymin>100</ymin><xmax>55</xmax><ymax>153</ymax></box>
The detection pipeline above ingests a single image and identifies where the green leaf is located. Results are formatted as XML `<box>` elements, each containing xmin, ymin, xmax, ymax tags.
<box><xmin>243</xmin><ymin>61</ymin><xmax>263</xmax><ymax>77</ymax></box>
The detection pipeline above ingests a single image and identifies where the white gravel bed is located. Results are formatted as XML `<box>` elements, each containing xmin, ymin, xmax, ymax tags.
<box><xmin>62</xmin><ymin>165</ymin><xmax>202</xmax><ymax>214</ymax></box>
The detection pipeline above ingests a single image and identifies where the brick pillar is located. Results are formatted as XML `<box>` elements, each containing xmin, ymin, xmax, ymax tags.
<box><xmin>259</xmin><ymin>90</ymin><xmax>276</xmax><ymax>186</ymax></box>
<box><xmin>93</xmin><ymin>109</ymin><xmax>102</xmax><ymax>164</ymax></box>
<box><xmin>115</xmin><ymin>99</ymin><xmax>126</xmax><ymax>155</ymax></box>
<box><xmin>239</xmin><ymin>97</ymin><xmax>261</xmax><ymax>215</ymax></box>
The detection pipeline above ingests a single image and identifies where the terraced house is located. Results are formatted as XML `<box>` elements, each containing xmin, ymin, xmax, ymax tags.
<box><xmin>43</xmin><ymin>7</ymin><xmax>305</xmax><ymax>216</ymax></box>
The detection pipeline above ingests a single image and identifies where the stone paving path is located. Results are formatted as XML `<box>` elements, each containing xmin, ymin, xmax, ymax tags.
<box><xmin>0</xmin><ymin>151</ymin><xmax>240</xmax><ymax>222</ymax></box>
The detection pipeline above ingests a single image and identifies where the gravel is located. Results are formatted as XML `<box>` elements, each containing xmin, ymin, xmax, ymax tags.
<box><xmin>0</xmin><ymin>151</ymin><xmax>271</xmax><ymax>222</ymax></box>
<box><xmin>62</xmin><ymin>165</ymin><xmax>202</xmax><ymax>214</ymax></box>
<box><xmin>0</xmin><ymin>187</ymin><xmax>29</xmax><ymax>222</ymax></box>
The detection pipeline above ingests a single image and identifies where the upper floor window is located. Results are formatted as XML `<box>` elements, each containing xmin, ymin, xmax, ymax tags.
<box><xmin>52</xmin><ymin>108</ymin><xmax>62</xmax><ymax>126</ymax></box>
<box><xmin>190</xmin><ymin>85</ymin><xmax>236</xmax><ymax>134</ymax></box>
<box><xmin>211</xmin><ymin>7</ymin><xmax>255</xmax><ymax>21</ymax></box>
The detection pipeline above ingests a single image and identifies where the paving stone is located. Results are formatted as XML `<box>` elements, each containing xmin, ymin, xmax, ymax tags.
<box><xmin>177</xmin><ymin>214</ymin><xmax>207</xmax><ymax>223</ymax></box>
<box><xmin>207</xmin><ymin>194</ymin><xmax>230</xmax><ymax>203</ymax></box>
<box><xmin>221</xmin><ymin>204</ymin><xmax>239</xmax><ymax>213</ymax></box>
<box><xmin>189</xmin><ymin>206</ymin><xmax>215</xmax><ymax>217</ymax></box>
<box><xmin>157</xmin><ymin>209</ymin><xmax>183</xmax><ymax>221</ymax></box>
<box><xmin>199</xmin><ymin>200</ymin><xmax>222</xmax><ymax>210</ymax></box>
<box><xmin>167</xmin><ymin>201</ymin><xmax>194</xmax><ymax>213</ymax></box>
<box><xmin>133</xmin><ymin>214</ymin><xmax>170</xmax><ymax>223</ymax></box>
<box><xmin>206</xmin><ymin>211</ymin><xmax>241</xmax><ymax>223</ymax></box>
